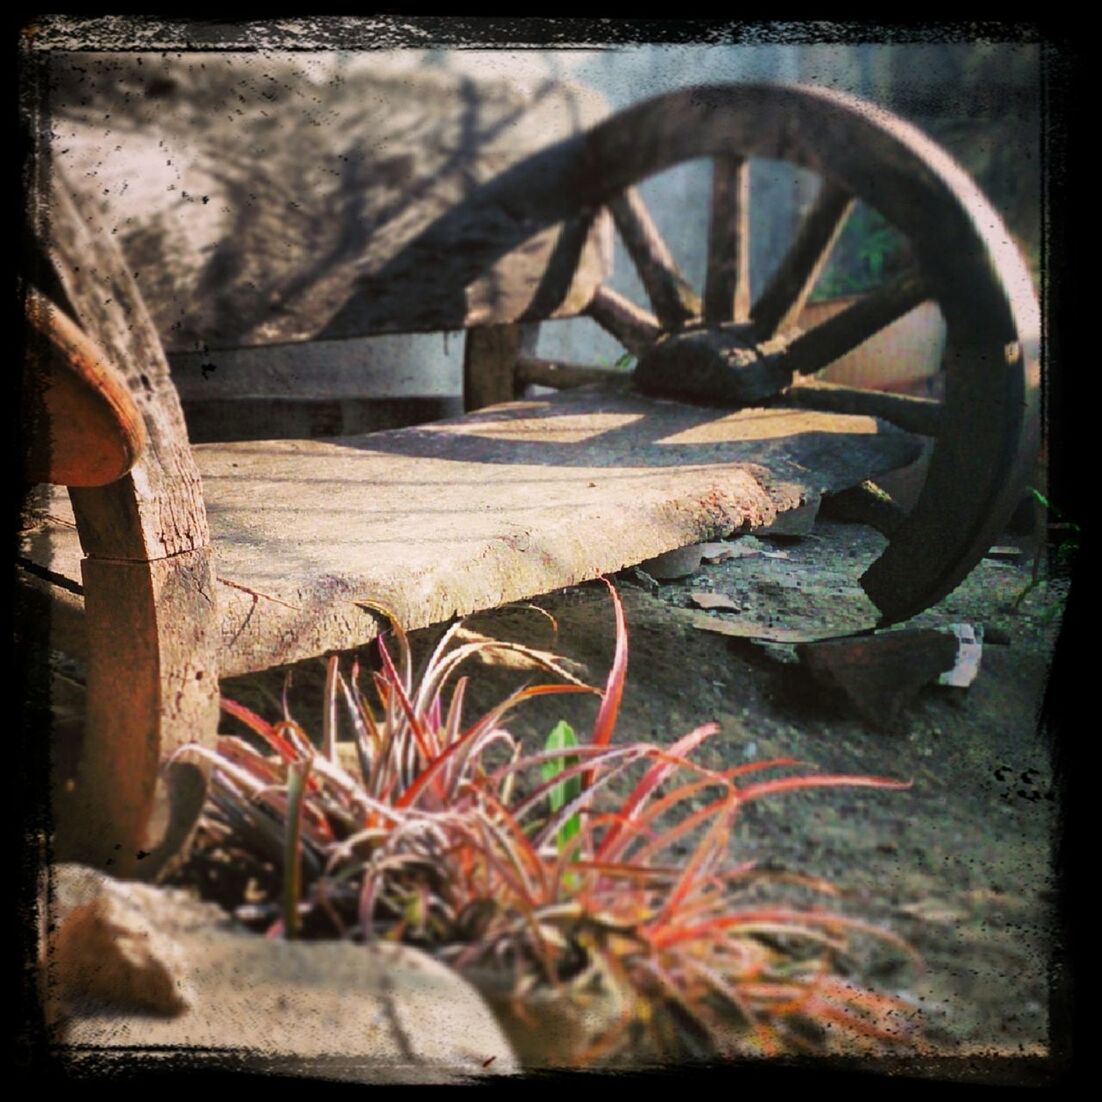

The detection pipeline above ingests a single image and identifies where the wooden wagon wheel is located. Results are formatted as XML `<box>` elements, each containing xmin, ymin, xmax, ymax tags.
<box><xmin>507</xmin><ymin>83</ymin><xmax>1040</xmax><ymax>626</ymax></box>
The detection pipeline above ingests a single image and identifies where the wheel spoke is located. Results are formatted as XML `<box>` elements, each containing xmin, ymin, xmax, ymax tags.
<box><xmin>783</xmin><ymin>377</ymin><xmax>943</xmax><ymax>437</ymax></box>
<box><xmin>609</xmin><ymin>187</ymin><xmax>701</xmax><ymax>330</ymax></box>
<box><xmin>584</xmin><ymin>285</ymin><xmax>661</xmax><ymax>358</ymax></box>
<box><xmin>781</xmin><ymin>272</ymin><xmax>930</xmax><ymax>377</ymax></box>
<box><xmin>704</xmin><ymin>155</ymin><xmax>751</xmax><ymax>325</ymax></box>
<box><xmin>751</xmin><ymin>180</ymin><xmax>855</xmax><ymax>340</ymax></box>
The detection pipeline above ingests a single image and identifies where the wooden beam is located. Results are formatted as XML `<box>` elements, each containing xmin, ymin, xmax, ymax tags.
<box><xmin>515</xmin><ymin>356</ymin><xmax>624</xmax><ymax>390</ymax></box>
<box><xmin>783</xmin><ymin>378</ymin><xmax>943</xmax><ymax>437</ymax></box>
<box><xmin>463</xmin><ymin>323</ymin><xmax>539</xmax><ymax>411</ymax></box>
<box><xmin>39</xmin><ymin>169</ymin><xmax>221</xmax><ymax>879</ymax></box>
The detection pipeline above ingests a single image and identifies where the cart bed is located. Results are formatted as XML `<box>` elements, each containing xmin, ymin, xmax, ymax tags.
<box><xmin>21</xmin><ymin>385</ymin><xmax>919</xmax><ymax>677</ymax></box>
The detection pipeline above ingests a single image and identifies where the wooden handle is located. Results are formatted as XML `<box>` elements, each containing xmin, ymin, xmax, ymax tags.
<box><xmin>23</xmin><ymin>286</ymin><xmax>147</xmax><ymax>486</ymax></box>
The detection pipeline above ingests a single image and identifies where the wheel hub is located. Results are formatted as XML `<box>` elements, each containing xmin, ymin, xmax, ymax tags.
<box><xmin>633</xmin><ymin>322</ymin><xmax>796</xmax><ymax>406</ymax></box>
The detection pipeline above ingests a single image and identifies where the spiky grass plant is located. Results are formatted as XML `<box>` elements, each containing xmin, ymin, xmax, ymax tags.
<box><xmin>176</xmin><ymin>581</ymin><xmax>921</xmax><ymax>1065</ymax></box>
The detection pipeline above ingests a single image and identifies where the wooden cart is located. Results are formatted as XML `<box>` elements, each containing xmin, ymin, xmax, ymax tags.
<box><xmin>20</xmin><ymin>55</ymin><xmax>1039</xmax><ymax>877</ymax></box>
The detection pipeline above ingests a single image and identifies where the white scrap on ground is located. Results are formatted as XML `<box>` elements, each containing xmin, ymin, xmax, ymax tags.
<box><xmin>937</xmin><ymin>623</ymin><xmax>984</xmax><ymax>688</ymax></box>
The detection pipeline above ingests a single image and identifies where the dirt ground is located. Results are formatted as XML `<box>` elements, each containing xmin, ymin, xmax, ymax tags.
<box><xmin>217</xmin><ymin>514</ymin><xmax>1070</xmax><ymax>1083</ymax></box>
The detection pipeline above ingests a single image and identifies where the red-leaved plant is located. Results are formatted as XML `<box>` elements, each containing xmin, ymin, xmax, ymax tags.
<box><xmin>176</xmin><ymin>580</ymin><xmax>921</xmax><ymax>1065</ymax></box>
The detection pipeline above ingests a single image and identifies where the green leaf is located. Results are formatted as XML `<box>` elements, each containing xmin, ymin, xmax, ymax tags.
<box><xmin>543</xmin><ymin>720</ymin><xmax>582</xmax><ymax>850</ymax></box>
<box><xmin>1028</xmin><ymin>485</ymin><xmax>1050</xmax><ymax>509</ymax></box>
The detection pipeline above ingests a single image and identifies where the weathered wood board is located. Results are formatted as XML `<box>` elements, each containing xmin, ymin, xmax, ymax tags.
<box><xmin>22</xmin><ymin>385</ymin><xmax>921</xmax><ymax>678</ymax></box>
<box><xmin>41</xmin><ymin>52</ymin><xmax>612</xmax><ymax>352</ymax></box>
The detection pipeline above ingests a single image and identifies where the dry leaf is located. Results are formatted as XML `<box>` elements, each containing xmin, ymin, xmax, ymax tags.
<box><xmin>453</xmin><ymin>627</ymin><xmax>589</xmax><ymax>680</ymax></box>
<box><xmin>896</xmin><ymin>899</ymin><xmax>966</xmax><ymax>924</ymax></box>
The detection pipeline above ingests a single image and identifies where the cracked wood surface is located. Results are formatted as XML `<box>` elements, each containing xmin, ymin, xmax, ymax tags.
<box><xmin>26</xmin><ymin>155</ymin><xmax>221</xmax><ymax>875</ymax></box>
<box><xmin>24</xmin><ymin>387</ymin><xmax>921</xmax><ymax>678</ymax></box>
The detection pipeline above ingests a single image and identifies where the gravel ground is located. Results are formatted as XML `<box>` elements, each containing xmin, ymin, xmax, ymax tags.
<box><xmin>213</xmin><ymin>513</ymin><xmax>1072</xmax><ymax>1083</ymax></box>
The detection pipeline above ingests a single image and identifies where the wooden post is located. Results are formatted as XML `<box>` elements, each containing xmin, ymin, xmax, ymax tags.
<box><xmin>463</xmin><ymin>323</ymin><xmax>540</xmax><ymax>411</ymax></box>
<box><xmin>36</xmin><ymin>169</ymin><xmax>221</xmax><ymax>880</ymax></box>
<box><xmin>59</xmin><ymin>552</ymin><xmax>219</xmax><ymax>877</ymax></box>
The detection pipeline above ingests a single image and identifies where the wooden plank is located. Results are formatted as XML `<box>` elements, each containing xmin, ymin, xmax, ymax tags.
<box><xmin>26</xmin><ymin>388</ymin><xmax>923</xmax><ymax>679</ymax></box>
<box><xmin>515</xmin><ymin>358</ymin><xmax>624</xmax><ymax>391</ymax></box>
<box><xmin>69</xmin><ymin>552</ymin><xmax>220</xmax><ymax>878</ymax></box>
<box><xmin>180</xmin><ymin>396</ymin><xmax>463</xmax><ymax>444</ymax></box>
<box><xmin>45</xmin><ymin>53</ymin><xmax>612</xmax><ymax>350</ymax></box>
<box><xmin>167</xmin><ymin>340</ymin><xmax>463</xmax><ymax>402</ymax></box>
<box><xmin>169</xmin><ymin>332</ymin><xmax>465</xmax><ymax>439</ymax></box>
<box><xmin>40</xmin><ymin>176</ymin><xmax>211</xmax><ymax>562</ymax></box>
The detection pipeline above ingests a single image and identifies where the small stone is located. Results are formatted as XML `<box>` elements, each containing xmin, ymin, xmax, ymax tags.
<box><xmin>698</xmin><ymin>541</ymin><xmax>736</xmax><ymax>563</ymax></box>
<box><xmin>639</xmin><ymin>544</ymin><xmax>705</xmax><ymax>580</ymax></box>
<box><xmin>985</xmin><ymin>545</ymin><xmax>1023</xmax><ymax>561</ymax></box>
<box><xmin>797</xmin><ymin>629</ymin><xmax>960</xmax><ymax>729</ymax></box>
<box><xmin>621</xmin><ymin>566</ymin><xmax>660</xmax><ymax>593</ymax></box>
<box><xmin>689</xmin><ymin>591</ymin><xmax>740</xmax><ymax>611</ymax></box>
<box><xmin>47</xmin><ymin>867</ymin><xmax>203</xmax><ymax>1016</ymax></box>
<box><xmin>44</xmin><ymin>865</ymin><xmax>517</xmax><ymax>1082</ymax></box>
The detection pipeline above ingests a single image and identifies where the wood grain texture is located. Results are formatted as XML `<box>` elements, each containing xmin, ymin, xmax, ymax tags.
<box><xmin>751</xmin><ymin>180</ymin><xmax>854</xmax><ymax>340</ymax></box>
<box><xmin>27</xmin><ymin>164</ymin><xmax>221</xmax><ymax>876</ymax></box>
<box><xmin>66</xmin><ymin>552</ymin><xmax>221</xmax><ymax>879</ymax></box>
<box><xmin>463</xmin><ymin>324</ymin><xmax>538</xmax><ymax>411</ymax></box>
<box><xmin>609</xmin><ymin>188</ymin><xmax>701</xmax><ymax>330</ymax></box>
<box><xmin>704</xmin><ymin>156</ymin><xmax>751</xmax><ymax>325</ymax></box>
<box><xmin>23</xmin><ymin>287</ymin><xmax>147</xmax><ymax>487</ymax></box>
<box><xmin>45</xmin><ymin>54</ymin><xmax>612</xmax><ymax>349</ymax></box>
<box><xmin>24</xmin><ymin>387</ymin><xmax>922</xmax><ymax>678</ymax></box>
<box><xmin>583</xmin><ymin>285</ymin><xmax>661</xmax><ymax>357</ymax></box>
<box><xmin>783</xmin><ymin>378</ymin><xmax>943</xmax><ymax>437</ymax></box>
<box><xmin>44</xmin><ymin>174</ymin><xmax>209</xmax><ymax>562</ymax></box>
<box><xmin>783</xmin><ymin>273</ymin><xmax>930</xmax><ymax>378</ymax></box>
